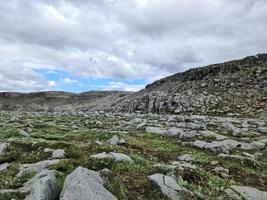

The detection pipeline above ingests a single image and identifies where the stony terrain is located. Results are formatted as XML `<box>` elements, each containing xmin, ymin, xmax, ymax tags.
<box><xmin>0</xmin><ymin>54</ymin><xmax>266</xmax><ymax>200</ymax></box>
<box><xmin>115</xmin><ymin>54</ymin><xmax>267</xmax><ymax>117</ymax></box>
<box><xmin>0</xmin><ymin>111</ymin><xmax>266</xmax><ymax>200</ymax></box>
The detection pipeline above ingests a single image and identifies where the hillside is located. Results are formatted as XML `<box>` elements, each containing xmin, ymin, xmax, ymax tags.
<box><xmin>115</xmin><ymin>54</ymin><xmax>267</xmax><ymax>117</ymax></box>
<box><xmin>0</xmin><ymin>91</ymin><xmax>132</xmax><ymax>113</ymax></box>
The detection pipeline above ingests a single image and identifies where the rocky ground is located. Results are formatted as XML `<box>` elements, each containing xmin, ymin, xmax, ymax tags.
<box><xmin>0</xmin><ymin>111</ymin><xmax>266</xmax><ymax>200</ymax></box>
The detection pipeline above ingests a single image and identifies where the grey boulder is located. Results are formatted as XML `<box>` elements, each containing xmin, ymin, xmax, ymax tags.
<box><xmin>148</xmin><ymin>173</ymin><xmax>182</xmax><ymax>200</ymax></box>
<box><xmin>231</xmin><ymin>185</ymin><xmax>267</xmax><ymax>200</ymax></box>
<box><xmin>24</xmin><ymin>170</ymin><xmax>60</xmax><ymax>200</ymax></box>
<box><xmin>60</xmin><ymin>167</ymin><xmax>117</xmax><ymax>200</ymax></box>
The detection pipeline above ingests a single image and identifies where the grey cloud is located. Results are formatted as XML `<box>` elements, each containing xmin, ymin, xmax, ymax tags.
<box><xmin>0</xmin><ymin>0</ymin><xmax>266</xmax><ymax>91</ymax></box>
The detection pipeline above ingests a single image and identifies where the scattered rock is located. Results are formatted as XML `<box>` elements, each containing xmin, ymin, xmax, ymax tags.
<box><xmin>60</xmin><ymin>167</ymin><xmax>117</xmax><ymax>200</ymax></box>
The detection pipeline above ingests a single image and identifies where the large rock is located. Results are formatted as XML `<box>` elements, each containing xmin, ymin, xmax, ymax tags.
<box><xmin>24</xmin><ymin>170</ymin><xmax>60</xmax><ymax>200</ymax></box>
<box><xmin>192</xmin><ymin>140</ymin><xmax>230</xmax><ymax>154</ymax></box>
<box><xmin>231</xmin><ymin>185</ymin><xmax>267</xmax><ymax>200</ymax></box>
<box><xmin>148</xmin><ymin>173</ymin><xmax>182</xmax><ymax>200</ymax></box>
<box><xmin>60</xmin><ymin>167</ymin><xmax>117</xmax><ymax>200</ymax></box>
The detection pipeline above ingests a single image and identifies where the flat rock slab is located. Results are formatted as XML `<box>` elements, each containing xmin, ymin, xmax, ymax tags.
<box><xmin>17</xmin><ymin>159</ymin><xmax>62</xmax><ymax>177</ymax></box>
<box><xmin>148</xmin><ymin>173</ymin><xmax>182</xmax><ymax>200</ymax></box>
<box><xmin>231</xmin><ymin>186</ymin><xmax>267</xmax><ymax>200</ymax></box>
<box><xmin>91</xmin><ymin>152</ymin><xmax>134</xmax><ymax>163</ymax></box>
<box><xmin>60</xmin><ymin>166</ymin><xmax>117</xmax><ymax>200</ymax></box>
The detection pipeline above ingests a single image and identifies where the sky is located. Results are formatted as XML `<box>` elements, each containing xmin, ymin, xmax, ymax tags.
<box><xmin>0</xmin><ymin>0</ymin><xmax>266</xmax><ymax>93</ymax></box>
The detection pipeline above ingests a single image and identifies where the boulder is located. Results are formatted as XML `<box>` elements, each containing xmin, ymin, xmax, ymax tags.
<box><xmin>60</xmin><ymin>167</ymin><xmax>117</xmax><ymax>200</ymax></box>
<box><xmin>231</xmin><ymin>185</ymin><xmax>267</xmax><ymax>200</ymax></box>
<box><xmin>148</xmin><ymin>173</ymin><xmax>182</xmax><ymax>200</ymax></box>
<box><xmin>24</xmin><ymin>170</ymin><xmax>60</xmax><ymax>200</ymax></box>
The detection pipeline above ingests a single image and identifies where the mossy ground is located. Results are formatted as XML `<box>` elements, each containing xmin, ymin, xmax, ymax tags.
<box><xmin>0</xmin><ymin>112</ymin><xmax>266</xmax><ymax>200</ymax></box>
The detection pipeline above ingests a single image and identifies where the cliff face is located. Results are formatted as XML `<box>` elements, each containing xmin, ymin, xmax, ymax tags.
<box><xmin>115</xmin><ymin>54</ymin><xmax>267</xmax><ymax>117</ymax></box>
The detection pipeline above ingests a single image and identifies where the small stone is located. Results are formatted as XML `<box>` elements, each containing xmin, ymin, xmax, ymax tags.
<box><xmin>19</xmin><ymin>130</ymin><xmax>31</xmax><ymax>137</ymax></box>
<box><xmin>52</xmin><ymin>149</ymin><xmax>65</xmax><ymax>159</ymax></box>
<box><xmin>178</xmin><ymin>154</ymin><xmax>194</xmax><ymax>162</ymax></box>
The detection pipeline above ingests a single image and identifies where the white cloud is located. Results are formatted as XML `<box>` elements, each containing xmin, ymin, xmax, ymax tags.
<box><xmin>48</xmin><ymin>80</ymin><xmax>57</xmax><ymax>87</ymax></box>
<box><xmin>102</xmin><ymin>81</ymin><xmax>146</xmax><ymax>91</ymax></box>
<box><xmin>63</xmin><ymin>78</ymin><xmax>78</xmax><ymax>84</ymax></box>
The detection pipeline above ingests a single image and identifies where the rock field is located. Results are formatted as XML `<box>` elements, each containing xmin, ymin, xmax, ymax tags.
<box><xmin>0</xmin><ymin>111</ymin><xmax>266</xmax><ymax>200</ymax></box>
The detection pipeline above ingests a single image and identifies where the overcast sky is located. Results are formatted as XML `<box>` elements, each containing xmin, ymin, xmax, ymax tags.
<box><xmin>0</xmin><ymin>0</ymin><xmax>266</xmax><ymax>92</ymax></box>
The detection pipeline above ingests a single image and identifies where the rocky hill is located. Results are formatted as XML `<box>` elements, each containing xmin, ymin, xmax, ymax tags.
<box><xmin>115</xmin><ymin>54</ymin><xmax>267</xmax><ymax>118</ymax></box>
<box><xmin>0</xmin><ymin>91</ymin><xmax>132</xmax><ymax>112</ymax></box>
<box><xmin>0</xmin><ymin>54</ymin><xmax>266</xmax><ymax>117</ymax></box>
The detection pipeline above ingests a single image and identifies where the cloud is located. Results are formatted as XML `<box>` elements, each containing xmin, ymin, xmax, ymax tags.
<box><xmin>101</xmin><ymin>81</ymin><xmax>146</xmax><ymax>92</ymax></box>
<box><xmin>0</xmin><ymin>0</ymin><xmax>266</xmax><ymax>92</ymax></box>
<box><xmin>63</xmin><ymin>78</ymin><xmax>78</xmax><ymax>85</ymax></box>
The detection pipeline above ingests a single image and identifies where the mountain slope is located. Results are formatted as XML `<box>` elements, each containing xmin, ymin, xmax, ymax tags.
<box><xmin>0</xmin><ymin>91</ymin><xmax>132</xmax><ymax>112</ymax></box>
<box><xmin>115</xmin><ymin>54</ymin><xmax>267</xmax><ymax>117</ymax></box>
